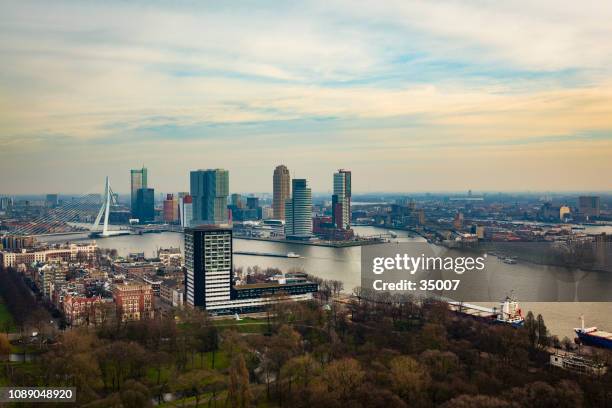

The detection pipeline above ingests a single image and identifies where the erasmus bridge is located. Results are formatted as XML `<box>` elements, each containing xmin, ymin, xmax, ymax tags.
<box><xmin>5</xmin><ymin>177</ymin><xmax>178</xmax><ymax>238</ymax></box>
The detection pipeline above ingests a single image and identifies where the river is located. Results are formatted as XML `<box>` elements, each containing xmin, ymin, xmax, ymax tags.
<box><xmin>39</xmin><ymin>226</ymin><xmax>612</xmax><ymax>339</ymax></box>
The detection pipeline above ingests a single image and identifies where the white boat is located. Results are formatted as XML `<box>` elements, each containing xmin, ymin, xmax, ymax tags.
<box><xmin>286</xmin><ymin>252</ymin><xmax>301</xmax><ymax>258</ymax></box>
<box><xmin>503</xmin><ymin>258</ymin><xmax>516</xmax><ymax>264</ymax></box>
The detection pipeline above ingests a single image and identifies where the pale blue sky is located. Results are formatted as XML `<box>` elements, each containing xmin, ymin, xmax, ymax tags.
<box><xmin>1</xmin><ymin>0</ymin><xmax>611</xmax><ymax>194</ymax></box>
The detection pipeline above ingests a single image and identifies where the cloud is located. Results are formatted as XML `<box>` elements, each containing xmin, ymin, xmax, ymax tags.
<box><xmin>0</xmin><ymin>0</ymin><xmax>611</xmax><ymax>193</ymax></box>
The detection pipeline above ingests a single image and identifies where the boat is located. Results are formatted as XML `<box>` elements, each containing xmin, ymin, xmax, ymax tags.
<box><xmin>574</xmin><ymin>316</ymin><xmax>612</xmax><ymax>349</ymax></box>
<box><xmin>233</xmin><ymin>250</ymin><xmax>301</xmax><ymax>258</ymax></box>
<box><xmin>495</xmin><ymin>296</ymin><xmax>524</xmax><ymax>327</ymax></box>
<box><xmin>89</xmin><ymin>230</ymin><xmax>131</xmax><ymax>238</ymax></box>
<box><xmin>503</xmin><ymin>258</ymin><xmax>516</xmax><ymax>264</ymax></box>
<box><xmin>448</xmin><ymin>296</ymin><xmax>524</xmax><ymax>328</ymax></box>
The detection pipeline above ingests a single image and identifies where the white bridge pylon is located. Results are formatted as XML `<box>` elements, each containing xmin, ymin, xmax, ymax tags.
<box><xmin>92</xmin><ymin>176</ymin><xmax>118</xmax><ymax>237</ymax></box>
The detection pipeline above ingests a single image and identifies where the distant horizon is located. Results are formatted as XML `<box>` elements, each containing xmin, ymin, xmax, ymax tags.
<box><xmin>4</xmin><ymin>190</ymin><xmax>611</xmax><ymax>199</ymax></box>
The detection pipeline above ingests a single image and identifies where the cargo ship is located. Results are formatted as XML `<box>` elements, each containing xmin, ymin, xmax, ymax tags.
<box><xmin>574</xmin><ymin>316</ymin><xmax>612</xmax><ymax>349</ymax></box>
<box><xmin>448</xmin><ymin>295</ymin><xmax>524</xmax><ymax>328</ymax></box>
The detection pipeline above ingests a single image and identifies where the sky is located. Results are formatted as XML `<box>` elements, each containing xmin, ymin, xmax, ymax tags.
<box><xmin>1</xmin><ymin>0</ymin><xmax>612</xmax><ymax>195</ymax></box>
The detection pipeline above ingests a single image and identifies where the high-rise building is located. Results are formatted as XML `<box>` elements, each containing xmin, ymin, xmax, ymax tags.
<box><xmin>130</xmin><ymin>167</ymin><xmax>148</xmax><ymax>215</ymax></box>
<box><xmin>135</xmin><ymin>188</ymin><xmax>155</xmax><ymax>223</ymax></box>
<box><xmin>332</xmin><ymin>169</ymin><xmax>351</xmax><ymax>230</ymax></box>
<box><xmin>185</xmin><ymin>225</ymin><xmax>233</xmax><ymax>308</ymax></box>
<box><xmin>285</xmin><ymin>179</ymin><xmax>312</xmax><ymax>239</ymax></box>
<box><xmin>163</xmin><ymin>194</ymin><xmax>179</xmax><ymax>223</ymax></box>
<box><xmin>190</xmin><ymin>169</ymin><xmax>229</xmax><ymax>225</ymax></box>
<box><xmin>180</xmin><ymin>195</ymin><xmax>193</xmax><ymax>228</ymax></box>
<box><xmin>579</xmin><ymin>196</ymin><xmax>601</xmax><ymax>218</ymax></box>
<box><xmin>273</xmin><ymin>165</ymin><xmax>291</xmax><ymax>220</ymax></box>
<box><xmin>184</xmin><ymin>225</ymin><xmax>317</xmax><ymax>313</ymax></box>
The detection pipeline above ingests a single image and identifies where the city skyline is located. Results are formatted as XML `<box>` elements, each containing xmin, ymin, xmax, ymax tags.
<box><xmin>2</xmin><ymin>1</ymin><xmax>612</xmax><ymax>194</ymax></box>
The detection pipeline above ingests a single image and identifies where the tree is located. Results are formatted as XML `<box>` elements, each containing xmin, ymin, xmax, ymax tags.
<box><xmin>440</xmin><ymin>394</ymin><xmax>511</xmax><ymax>408</ymax></box>
<box><xmin>389</xmin><ymin>355</ymin><xmax>430</xmax><ymax>403</ymax></box>
<box><xmin>0</xmin><ymin>333</ymin><xmax>11</xmax><ymax>359</ymax></box>
<box><xmin>120</xmin><ymin>380</ymin><xmax>152</xmax><ymax>408</ymax></box>
<box><xmin>227</xmin><ymin>354</ymin><xmax>252</xmax><ymax>408</ymax></box>
<box><xmin>174</xmin><ymin>370</ymin><xmax>208</xmax><ymax>408</ymax></box>
<box><xmin>0</xmin><ymin>333</ymin><xmax>11</xmax><ymax>380</ymax></box>
<box><xmin>524</xmin><ymin>311</ymin><xmax>537</xmax><ymax>349</ymax></box>
<box><xmin>536</xmin><ymin>314</ymin><xmax>549</xmax><ymax>349</ymax></box>
<box><xmin>321</xmin><ymin>358</ymin><xmax>365</xmax><ymax>402</ymax></box>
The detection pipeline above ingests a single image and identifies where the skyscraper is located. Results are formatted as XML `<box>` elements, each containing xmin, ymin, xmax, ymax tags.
<box><xmin>273</xmin><ymin>165</ymin><xmax>291</xmax><ymax>220</ymax></box>
<box><xmin>332</xmin><ymin>169</ymin><xmax>351</xmax><ymax>230</ymax></box>
<box><xmin>184</xmin><ymin>225</ymin><xmax>233</xmax><ymax>308</ymax></box>
<box><xmin>163</xmin><ymin>194</ymin><xmax>179</xmax><ymax>223</ymax></box>
<box><xmin>578</xmin><ymin>196</ymin><xmax>600</xmax><ymax>218</ymax></box>
<box><xmin>180</xmin><ymin>195</ymin><xmax>193</xmax><ymax>228</ymax></box>
<box><xmin>184</xmin><ymin>225</ymin><xmax>317</xmax><ymax>313</ymax></box>
<box><xmin>285</xmin><ymin>179</ymin><xmax>312</xmax><ymax>239</ymax></box>
<box><xmin>190</xmin><ymin>169</ymin><xmax>229</xmax><ymax>225</ymax></box>
<box><xmin>135</xmin><ymin>188</ymin><xmax>154</xmax><ymax>223</ymax></box>
<box><xmin>130</xmin><ymin>167</ymin><xmax>148</xmax><ymax>215</ymax></box>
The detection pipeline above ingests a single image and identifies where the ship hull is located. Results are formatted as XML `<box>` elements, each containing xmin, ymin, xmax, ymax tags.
<box><xmin>576</xmin><ymin>331</ymin><xmax>612</xmax><ymax>349</ymax></box>
<box><xmin>452</xmin><ymin>311</ymin><xmax>524</xmax><ymax>328</ymax></box>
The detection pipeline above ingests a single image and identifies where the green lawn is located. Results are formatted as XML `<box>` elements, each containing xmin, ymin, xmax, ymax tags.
<box><xmin>0</xmin><ymin>300</ymin><xmax>15</xmax><ymax>332</ymax></box>
<box><xmin>213</xmin><ymin>317</ymin><xmax>270</xmax><ymax>334</ymax></box>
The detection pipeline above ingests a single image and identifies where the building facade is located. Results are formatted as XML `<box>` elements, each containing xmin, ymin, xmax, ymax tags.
<box><xmin>180</xmin><ymin>195</ymin><xmax>193</xmax><ymax>228</ymax></box>
<box><xmin>185</xmin><ymin>226</ymin><xmax>233</xmax><ymax>308</ymax></box>
<box><xmin>63</xmin><ymin>295</ymin><xmax>105</xmax><ymax>326</ymax></box>
<box><xmin>273</xmin><ymin>165</ymin><xmax>291</xmax><ymax>220</ymax></box>
<box><xmin>130</xmin><ymin>167</ymin><xmax>148</xmax><ymax>215</ymax></box>
<box><xmin>0</xmin><ymin>242</ymin><xmax>97</xmax><ymax>268</ymax></box>
<box><xmin>190</xmin><ymin>169</ymin><xmax>229</xmax><ymax>225</ymax></box>
<box><xmin>163</xmin><ymin>194</ymin><xmax>179</xmax><ymax>223</ymax></box>
<box><xmin>332</xmin><ymin>169</ymin><xmax>351</xmax><ymax>230</ymax></box>
<box><xmin>135</xmin><ymin>188</ymin><xmax>155</xmax><ymax>223</ymax></box>
<box><xmin>285</xmin><ymin>179</ymin><xmax>312</xmax><ymax>239</ymax></box>
<box><xmin>113</xmin><ymin>282</ymin><xmax>154</xmax><ymax>321</ymax></box>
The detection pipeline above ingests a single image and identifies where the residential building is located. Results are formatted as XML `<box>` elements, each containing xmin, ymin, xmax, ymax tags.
<box><xmin>332</xmin><ymin>169</ymin><xmax>351</xmax><ymax>230</ymax></box>
<box><xmin>0</xmin><ymin>242</ymin><xmax>97</xmax><ymax>268</ymax></box>
<box><xmin>63</xmin><ymin>295</ymin><xmax>105</xmax><ymax>326</ymax></box>
<box><xmin>158</xmin><ymin>247</ymin><xmax>183</xmax><ymax>267</ymax></box>
<box><xmin>163</xmin><ymin>194</ymin><xmax>179</xmax><ymax>223</ymax></box>
<box><xmin>273</xmin><ymin>165</ymin><xmax>290</xmax><ymax>220</ymax></box>
<box><xmin>160</xmin><ymin>279</ymin><xmax>184</xmax><ymax>308</ymax></box>
<box><xmin>113</xmin><ymin>282</ymin><xmax>154</xmax><ymax>321</ymax></box>
<box><xmin>181</xmin><ymin>195</ymin><xmax>193</xmax><ymax>228</ymax></box>
<box><xmin>285</xmin><ymin>179</ymin><xmax>312</xmax><ymax>239</ymax></box>
<box><xmin>113</xmin><ymin>261</ymin><xmax>159</xmax><ymax>279</ymax></box>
